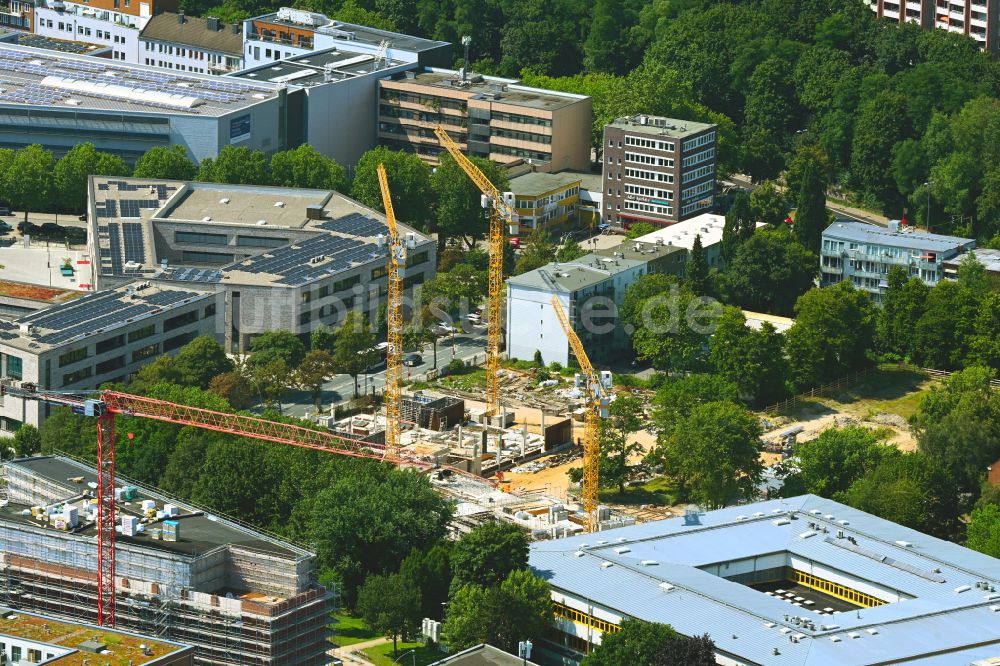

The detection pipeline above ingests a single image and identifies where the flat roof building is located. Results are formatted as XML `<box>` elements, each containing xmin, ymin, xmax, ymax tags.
<box><xmin>603</xmin><ymin>114</ymin><xmax>718</xmax><ymax>226</ymax></box>
<box><xmin>0</xmin><ymin>282</ymin><xmax>215</xmax><ymax>433</ymax></box>
<box><xmin>866</xmin><ymin>0</ymin><xmax>999</xmax><ymax>52</ymax></box>
<box><xmin>505</xmin><ymin>172</ymin><xmax>583</xmax><ymax>238</ymax></box>
<box><xmin>943</xmin><ymin>247</ymin><xmax>1000</xmax><ymax>279</ymax></box>
<box><xmin>530</xmin><ymin>494</ymin><xmax>1000</xmax><ymax>665</ymax></box>
<box><xmin>243</xmin><ymin>7</ymin><xmax>451</xmax><ymax>69</ymax></box>
<box><xmin>0</xmin><ymin>608</ymin><xmax>194</xmax><ymax>664</ymax></box>
<box><xmin>378</xmin><ymin>68</ymin><xmax>592</xmax><ymax>173</ymax></box>
<box><xmin>0</xmin><ymin>43</ymin><xmax>287</xmax><ymax>162</ymax></box>
<box><xmin>820</xmin><ymin>220</ymin><xmax>975</xmax><ymax>304</ymax></box>
<box><xmin>632</xmin><ymin>212</ymin><xmax>763</xmax><ymax>272</ymax></box>
<box><xmin>86</xmin><ymin>176</ymin><xmax>436</xmax><ymax>353</ymax></box>
<box><xmin>0</xmin><ymin>455</ymin><xmax>330</xmax><ymax>665</ymax></box>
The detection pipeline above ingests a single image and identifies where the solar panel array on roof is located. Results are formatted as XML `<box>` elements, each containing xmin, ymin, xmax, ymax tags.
<box><xmin>229</xmin><ymin>234</ymin><xmax>387</xmax><ymax>286</ymax></box>
<box><xmin>107</xmin><ymin>224</ymin><xmax>123</xmax><ymax>275</ymax></box>
<box><xmin>168</xmin><ymin>268</ymin><xmax>223</xmax><ymax>283</ymax></box>
<box><xmin>316</xmin><ymin>213</ymin><xmax>387</xmax><ymax>237</ymax></box>
<box><xmin>119</xmin><ymin>199</ymin><xmax>159</xmax><ymax>218</ymax></box>
<box><xmin>18</xmin><ymin>288</ymin><xmax>201</xmax><ymax>345</ymax></box>
<box><xmin>122</xmin><ymin>223</ymin><xmax>146</xmax><ymax>263</ymax></box>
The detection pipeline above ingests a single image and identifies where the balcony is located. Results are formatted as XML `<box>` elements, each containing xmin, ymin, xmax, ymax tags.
<box><xmin>246</xmin><ymin>32</ymin><xmax>312</xmax><ymax>49</ymax></box>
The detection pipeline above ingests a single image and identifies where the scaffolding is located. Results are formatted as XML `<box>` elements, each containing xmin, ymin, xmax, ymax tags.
<box><xmin>0</xmin><ymin>457</ymin><xmax>330</xmax><ymax>665</ymax></box>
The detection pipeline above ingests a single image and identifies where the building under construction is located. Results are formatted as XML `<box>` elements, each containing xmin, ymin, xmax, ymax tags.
<box><xmin>0</xmin><ymin>456</ymin><xmax>330</xmax><ymax>665</ymax></box>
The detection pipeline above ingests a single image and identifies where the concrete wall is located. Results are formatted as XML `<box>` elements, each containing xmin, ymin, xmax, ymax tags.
<box><xmin>506</xmin><ymin>286</ymin><xmax>571</xmax><ymax>366</ymax></box>
<box><xmin>549</xmin><ymin>96</ymin><xmax>592</xmax><ymax>173</ymax></box>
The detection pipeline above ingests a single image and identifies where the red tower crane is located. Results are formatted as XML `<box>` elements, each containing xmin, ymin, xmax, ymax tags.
<box><xmin>2</xmin><ymin>384</ymin><xmax>487</xmax><ymax>627</ymax></box>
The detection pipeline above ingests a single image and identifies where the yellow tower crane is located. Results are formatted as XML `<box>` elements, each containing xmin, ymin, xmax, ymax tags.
<box><xmin>550</xmin><ymin>296</ymin><xmax>611</xmax><ymax>533</ymax></box>
<box><xmin>377</xmin><ymin>163</ymin><xmax>406</xmax><ymax>460</ymax></box>
<box><xmin>434</xmin><ymin>125</ymin><xmax>513</xmax><ymax>418</ymax></box>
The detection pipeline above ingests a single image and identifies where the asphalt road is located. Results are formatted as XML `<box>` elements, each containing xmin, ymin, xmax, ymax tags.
<box><xmin>282</xmin><ymin>324</ymin><xmax>489</xmax><ymax>418</ymax></box>
<box><xmin>723</xmin><ymin>175</ymin><xmax>890</xmax><ymax>227</ymax></box>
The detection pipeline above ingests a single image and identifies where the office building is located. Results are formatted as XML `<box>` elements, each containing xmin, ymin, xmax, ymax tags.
<box><xmin>86</xmin><ymin>176</ymin><xmax>436</xmax><ymax>353</ymax></box>
<box><xmin>867</xmin><ymin>0</ymin><xmax>999</xmax><ymax>52</ymax></box>
<box><xmin>243</xmin><ymin>7</ymin><xmax>450</xmax><ymax>68</ymax></box>
<box><xmin>33</xmin><ymin>0</ymin><xmax>178</xmax><ymax>63</ymax></box>
<box><xmin>231</xmin><ymin>46</ymin><xmax>415</xmax><ymax>167</ymax></box>
<box><xmin>429</xmin><ymin>644</ymin><xmax>540</xmax><ymax>666</ymax></box>
<box><xmin>820</xmin><ymin>221</ymin><xmax>975</xmax><ymax>303</ymax></box>
<box><xmin>632</xmin><ymin>212</ymin><xmax>762</xmax><ymax>272</ymax></box>
<box><xmin>378</xmin><ymin>69</ymin><xmax>592</xmax><ymax>172</ymax></box>
<box><xmin>0</xmin><ymin>455</ymin><xmax>330</xmax><ymax>665</ymax></box>
<box><xmin>0</xmin><ymin>608</ymin><xmax>194</xmax><ymax>664</ymax></box>
<box><xmin>0</xmin><ymin>0</ymin><xmax>32</xmax><ymax>31</ymax></box>
<box><xmin>139</xmin><ymin>12</ymin><xmax>242</xmax><ymax>74</ymax></box>
<box><xmin>0</xmin><ymin>282</ymin><xmax>215</xmax><ymax>432</ymax></box>
<box><xmin>505</xmin><ymin>254</ymin><xmax>649</xmax><ymax>366</ymax></box>
<box><xmin>0</xmin><ymin>42</ymin><xmax>288</xmax><ymax>162</ymax></box>
<box><xmin>530</xmin><ymin>494</ymin><xmax>1000</xmax><ymax>665</ymax></box>
<box><xmin>602</xmin><ymin>115</ymin><xmax>717</xmax><ymax>226</ymax></box>
<box><xmin>505</xmin><ymin>172</ymin><xmax>583</xmax><ymax>238</ymax></box>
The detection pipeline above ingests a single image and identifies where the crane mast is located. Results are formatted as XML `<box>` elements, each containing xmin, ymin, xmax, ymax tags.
<box><xmin>550</xmin><ymin>297</ymin><xmax>610</xmax><ymax>533</ymax></box>
<box><xmin>433</xmin><ymin>125</ymin><xmax>514</xmax><ymax>418</ymax></box>
<box><xmin>377</xmin><ymin>163</ymin><xmax>406</xmax><ymax>460</ymax></box>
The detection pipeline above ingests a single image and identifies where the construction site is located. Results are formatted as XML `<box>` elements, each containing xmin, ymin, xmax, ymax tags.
<box><xmin>0</xmin><ymin>455</ymin><xmax>330</xmax><ymax>666</ymax></box>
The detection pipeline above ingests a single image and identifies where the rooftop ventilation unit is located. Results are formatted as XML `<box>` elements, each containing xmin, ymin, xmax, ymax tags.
<box><xmin>274</xmin><ymin>201</ymin><xmax>285</xmax><ymax>208</ymax></box>
<box><xmin>659</xmin><ymin>582</ymin><xmax>674</xmax><ymax>592</ymax></box>
<box><xmin>600</xmin><ymin>562</ymin><xmax>613</xmax><ymax>569</ymax></box>
<box><xmin>613</xmin><ymin>546</ymin><xmax>629</xmax><ymax>554</ymax></box>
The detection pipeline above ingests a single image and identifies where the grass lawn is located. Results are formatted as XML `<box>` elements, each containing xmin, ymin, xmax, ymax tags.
<box><xmin>438</xmin><ymin>367</ymin><xmax>488</xmax><ymax>392</ymax></box>
<box><xmin>359</xmin><ymin>641</ymin><xmax>443</xmax><ymax>666</ymax></box>
<box><xmin>329</xmin><ymin>612</ymin><xmax>381</xmax><ymax>647</ymax></box>
<box><xmin>600</xmin><ymin>476</ymin><xmax>678</xmax><ymax>506</ymax></box>
<box><xmin>819</xmin><ymin>368</ymin><xmax>933</xmax><ymax>420</ymax></box>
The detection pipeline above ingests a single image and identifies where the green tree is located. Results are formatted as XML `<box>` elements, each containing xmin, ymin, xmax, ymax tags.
<box><xmin>708</xmin><ymin>308</ymin><xmax>788</xmax><ymax>406</ymax></box>
<box><xmin>721</xmin><ymin>192</ymin><xmax>752</xmax><ymax>264</ymax></box>
<box><xmin>849</xmin><ymin>89</ymin><xmax>911</xmax><ymax>208</ymax></box>
<box><xmin>334</xmin><ymin>1</ymin><xmax>398</xmax><ymax>30</ymax></box>
<box><xmin>352</xmin><ymin>147</ymin><xmax>433</xmax><ymax>229</ymax></box>
<box><xmin>443</xmin><ymin>570</ymin><xmax>553</xmax><ymax>653</ymax></box>
<box><xmin>912</xmin><ymin>280</ymin><xmax>962</xmax><ymax>369</ymax></box>
<box><xmin>919</xmin><ymin>410</ymin><xmax>1000</xmax><ymax>497</ymax></box>
<box><xmin>749</xmin><ymin>180</ymin><xmax>787</xmax><ymax>227</ymax></box>
<box><xmin>838</xmin><ymin>450</ymin><xmax>959</xmax><ymax>539</ymax></box>
<box><xmin>431</xmin><ymin>153</ymin><xmax>508</xmax><ymax>248</ymax></box>
<box><xmin>53</xmin><ymin>143</ymin><xmax>128</xmax><ymax>212</ymax></box>
<box><xmin>788</xmin><ymin>426</ymin><xmax>896</xmax><ymax>498</ymax></box>
<box><xmin>652</xmin><ymin>374</ymin><xmax>739</xmax><ymax>434</ymax></box>
<box><xmin>12</xmin><ymin>424</ymin><xmax>41</xmax><ymax>458</ymax></box>
<box><xmin>720</xmin><ymin>227</ymin><xmax>817</xmax><ymax>316</ymax></box>
<box><xmin>421</xmin><ymin>265</ymin><xmax>487</xmax><ymax>314</ymax></box>
<box><xmin>556</xmin><ymin>238</ymin><xmax>586</xmax><ymax>263</ymax></box>
<box><xmin>582</xmin><ymin>619</ymin><xmax>716</xmax><ymax>666</ymax></box>
<box><xmin>625</xmin><ymin>222</ymin><xmax>656</xmax><ymax>239</ymax></box>
<box><xmin>208</xmin><ymin>371</ymin><xmax>254</xmax><ymax>410</ymax></box>
<box><xmin>310</xmin><ymin>324</ymin><xmax>336</xmax><ymax>353</ymax></box>
<box><xmin>253</xmin><ymin>359</ymin><xmax>293</xmax><ymax>412</ymax></box>
<box><xmin>600</xmin><ymin>393</ymin><xmax>645</xmax><ymax>494</ymax></box>
<box><xmin>967</xmin><ymin>504</ymin><xmax>1000</xmax><ymax>558</ymax></box>
<box><xmin>3</xmin><ymin>144</ymin><xmax>54</xmax><ymax>224</ymax></box>
<box><xmin>296</xmin><ymin>349</ymin><xmax>335</xmax><ymax>412</ymax></box>
<box><xmin>876</xmin><ymin>268</ymin><xmax>929</xmax><ymax>361</ymax></box>
<box><xmin>743</xmin><ymin>56</ymin><xmax>798</xmax><ymax>149</ymax></box>
<box><xmin>684</xmin><ymin>234</ymin><xmax>709</xmax><ymax>295</ymax></box>
<box><xmin>132</xmin><ymin>145</ymin><xmax>197</xmax><ymax>181</ymax></box>
<box><xmin>968</xmin><ymin>291</ymin><xmax>1000</xmax><ymax>369</ymax></box>
<box><xmin>399</xmin><ymin>542</ymin><xmax>452</xmax><ymax>621</ymax></box>
<box><xmin>305</xmin><ymin>462</ymin><xmax>452</xmax><ymax>601</ymax></box>
<box><xmin>356</xmin><ymin>572</ymin><xmax>422</xmax><ymax>656</ymax></box>
<box><xmin>583</xmin><ymin>0</ymin><xmax>620</xmax><ymax>73</ymax></box>
<box><xmin>793</xmin><ymin>153</ymin><xmax>829</xmax><ymax>252</ymax></box>
<box><xmin>451</xmin><ymin>521</ymin><xmax>529</xmax><ymax>590</ymax></box>
<box><xmin>248</xmin><ymin>330</ymin><xmax>306</xmax><ymax>368</ymax></box>
<box><xmin>657</xmin><ymin>401</ymin><xmax>763</xmax><ymax>508</ymax></box>
<box><xmin>269</xmin><ymin>144</ymin><xmax>347</xmax><ymax>192</ymax></box>
<box><xmin>513</xmin><ymin>227</ymin><xmax>556</xmax><ymax>275</ymax></box>
<box><xmin>197</xmin><ymin>145</ymin><xmax>269</xmax><ymax>185</ymax></box>
<box><xmin>785</xmin><ymin>283</ymin><xmax>876</xmax><ymax>391</ymax></box>
<box><xmin>173</xmin><ymin>335</ymin><xmax>234</xmax><ymax>389</ymax></box>
<box><xmin>630</xmin><ymin>283</ymin><xmax>720</xmax><ymax>373</ymax></box>
<box><xmin>158</xmin><ymin>429</ymin><xmax>211</xmax><ymax>498</ymax></box>
<box><xmin>331</xmin><ymin>311</ymin><xmax>376</xmax><ymax>398</ymax></box>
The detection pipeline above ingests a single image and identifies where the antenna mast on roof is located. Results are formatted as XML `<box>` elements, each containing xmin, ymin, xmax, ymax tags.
<box><xmin>461</xmin><ymin>35</ymin><xmax>472</xmax><ymax>82</ymax></box>
<box><xmin>373</xmin><ymin>39</ymin><xmax>390</xmax><ymax>72</ymax></box>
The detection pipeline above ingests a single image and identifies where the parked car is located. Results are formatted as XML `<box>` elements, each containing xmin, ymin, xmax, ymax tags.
<box><xmin>466</xmin><ymin>313</ymin><xmax>482</xmax><ymax>324</ymax></box>
<box><xmin>0</xmin><ymin>221</ymin><xmax>12</xmax><ymax>232</ymax></box>
<box><xmin>403</xmin><ymin>353</ymin><xmax>423</xmax><ymax>367</ymax></box>
<box><xmin>0</xmin><ymin>207</ymin><xmax>11</xmax><ymax>217</ymax></box>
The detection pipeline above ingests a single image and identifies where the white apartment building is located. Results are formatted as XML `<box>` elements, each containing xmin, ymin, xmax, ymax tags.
<box><xmin>139</xmin><ymin>12</ymin><xmax>242</xmax><ymax>73</ymax></box>
<box><xmin>33</xmin><ymin>0</ymin><xmax>178</xmax><ymax>62</ymax></box>
<box><xmin>867</xmin><ymin>0</ymin><xmax>999</xmax><ymax>52</ymax></box>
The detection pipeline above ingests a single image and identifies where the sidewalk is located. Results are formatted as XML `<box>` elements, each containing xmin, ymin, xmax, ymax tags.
<box><xmin>329</xmin><ymin>636</ymin><xmax>393</xmax><ymax>666</ymax></box>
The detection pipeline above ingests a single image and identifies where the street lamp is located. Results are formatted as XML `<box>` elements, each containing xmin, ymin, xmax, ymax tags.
<box><xmin>392</xmin><ymin>648</ymin><xmax>417</xmax><ymax>665</ymax></box>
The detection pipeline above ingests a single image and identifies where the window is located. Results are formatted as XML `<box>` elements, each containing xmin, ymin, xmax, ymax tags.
<box><xmin>624</xmin><ymin>184</ymin><xmax>673</xmax><ymax>201</ymax></box>
<box><xmin>181</xmin><ymin>250</ymin><xmax>234</xmax><ymax>263</ymax></box>
<box><xmin>491</xmin><ymin>111</ymin><xmax>552</xmax><ymax>127</ymax></box>
<box><xmin>12</xmin><ymin>646</ymin><xmax>21</xmax><ymax>662</ymax></box>
<box><xmin>235</xmin><ymin>235</ymin><xmax>290</xmax><ymax>248</ymax></box>
<box><xmin>625</xmin><ymin>135</ymin><xmax>674</xmax><ymax>152</ymax></box>
<box><xmin>96</xmin><ymin>355</ymin><xmax>126</xmax><ymax>374</ymax></box>
<box><xmin>407</xmin><ymin>251</ymin><xmax>429</xmax><ymax>268</ymax></box>
<box><xmin>299</xmin><ymin>310</ymin><xmax>311</xmax><ymax>325</ymax></box>
<box><xmin>333</xmin><ymin>275</ymin><xmax>361</xmax><ymax>292</ymax></box>
<box><xmin>128</xmin><ymin>324</ymin><xmax>155</xmax><ymax>342</ymax></box>
<box><xmin>682</xmin><ymin>164</ymin><xmax>715</xmax><ymax>183</ymax></box>
<box><xmin>97</xmin><ymin>333</ymin><xmax>125</xmax><ymax>354</ymax></box>
<box><xmin>205</xmin><ymin>303</ymin><xmax>216</xmax><ymax>317</ymax></box>
<box><xmin>371</xmin><ymin>266</ymin><xmax>389</xmax><ymax>280</ymax></box>
<box><xmin>624</xmin><ymin>200</ymin><xmax>672</xmax><ymax>216</ymax></box>
<box><xmin>176</xmin><ymin>231</ymin><xmax>227</xmax><ymax>245</ymax></box>
<box><xmin>59</xmin><ymin>347</ymin><xmax>89</xmax><ymax>367</ymax></box>
<box><xmin>163</xmin><ymin>310</ymin><xmax>198</xmax><ymax>332</ymax></box>
<box><xmin>163</xmin><ymin>331</ymin><xmax>196</xmax><ymax>351</ymax></box>
<box><xmin>625</xmin><ymin>152</ymin><xmax>673</xmax><ymax>167</ymax></box>
<box><xmin>62</xmin><ymin>366</ymin><xmax>92</xmax><ymax>386</ymax></box>
<box><xmin>682</xmin><ymin>131</ymin><xmax>716</xmax><ymax>151</ymax></box>
<box><xmin>681</xmin><ymin>147</ymin><xmax>715</xmax><ymax>168</ymax></box>
<box><xmin>132</xmin><ymin>343</ymin><xmax>159</xmax><ymax>362</ymax></box>
<box><xmin>6</xmin><ymin>355</ymin><xmax>22</xmax><ymax>381</ymax></box>
<box><xmin>624</xmin><ymin>167</ymin><xmax>673</xmax><ymax>184</ymax></box>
